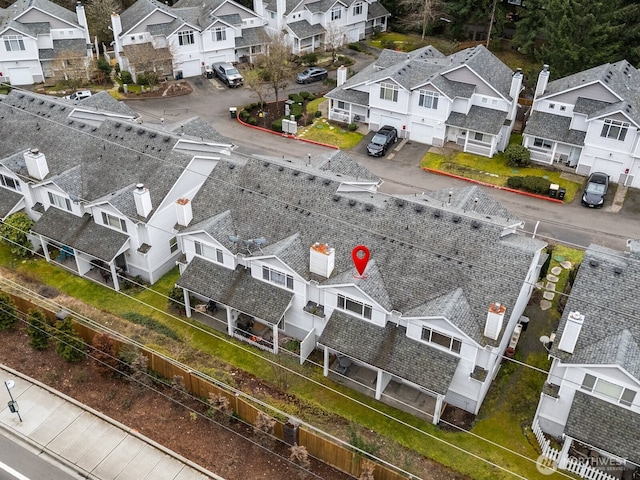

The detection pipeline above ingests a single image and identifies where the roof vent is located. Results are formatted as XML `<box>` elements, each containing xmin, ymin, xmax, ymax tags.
<box><xmin>293</xmin><ymin>170</ymin><xmax>299</xmax><ymax>176</ymax></box>
<box><xmin>163</xmin><ymin>136</ymin><xmax>170</xmax><ymax>142</ymax></box>
<box><xmin>348</xmin><ymin>199</ymin><xmax>356</xmax><ymax>207</ymax></box>
<box><xmin>307</xmin><ymin>175</ymin><xmax>315</xmax><ymax>181</ymax></box>
<box><xmin>453</xmin><ymin>216</ymin><xmax>461</xmax><ymax>223</ymax></box>
<box><xmin>433</xmin><ymin>210</ymin><xmax>441</xmax><ymax>218</ymax></box>
<box><xmin>137</xmin><ymin>128</ymin><xmax>145</xmax><ymax>135</ymax></box>
<box><xmin>396</xmin><ymin>199</ymin><xmax>405</xmax><ymax>207</ymax></box>
<box><xmin>323</xmin><ymin>179</ymin><xmax>331</xmax><ymax>186</ymax></box>
<box><xmin>149</xmin><ymin>132</ymin><xmax>156</xmax><ymax>138</ymax></box>
<box><xmin>414</xmin><ymin>205</ymin><xmax>423</xmax><ymax>213</ymax></box>
<box><xmin>263</xmin><ymin>162</ymin><xmax>269</xmax><ymax>167</ymax></box>
<box><xmin>333</xmin><ymin>195</ymin><xmax>340</xmax><ymax>202</ymax></box>
<box><xmin>364</xmin><ymin>204</ymin><xmax>373</xmax><ymax>212</ymax></box>
<box><xmin>471</xmin><ymin>220</ymin><xmax>480</xmax><ymax>229</ymax></box>
<box><xmin>613</xmin><ymin>266</ymin><xmax>623</xmax><ymax>275</ymax></box>
<box><xmin>278</xmin><ymin>166</ymin><xmax>284</xmax><ymax>171</ymax></box>
<box><xmin>125</xmin><ymin>125</ymin><xmax>132</xmax><ymax>131</ymax></box>
<box><xmin>589</xmin><ymin>259</ymin><xmax>599</xmax><ymax>268</ymax></box>
<box><xmin>228</xmin><ymin>163</ymin><xmax>235</xmax><ymax>169</ymax></box>
<box><xmin>115</xmin><ymin>122</ymin><xmax>121</xmax><ymax>128</ymax></box>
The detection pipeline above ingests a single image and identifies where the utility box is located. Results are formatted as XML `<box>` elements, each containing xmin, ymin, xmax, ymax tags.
<box><xmin>558</xmin><ymin>188</ymin><xmax>566</xmax><ymax>200</ymax></box>
<box><xmin>229</xmin><ymin>107</ymin><xmax>237</xmax><ymax>119</ymax></box>
<box><xmin>549</xmin><ymin>183</ymin><xmax>559</xmax><ymax>198</ymax></box>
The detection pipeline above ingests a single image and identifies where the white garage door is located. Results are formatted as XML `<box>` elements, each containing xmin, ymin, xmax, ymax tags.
<box><xmin>8</xmin><ymin>67</ymin><xmax>33</xmax><ymax>85</ymax></box>
<box><xmin>592</xmin><ymin>157</ymin><xmax>623</xmax><ymax>182</ymax></box>
<box><xmin>178</xmin><ymin>59</ymin><xmax>202</xmax><ymax>79</ymax></box>
<box><xmin>410</xmin><ymin>123</ymin><xmax>433</xmax><ymax>145</ymax></box>
<box><xmin>379</xmin><ymin>115</ymin><xmax>404</xmax><ymax>134</ymax></box>
<box><xmin>207</xmin><ymin>55</ymin><xmax>226</xmax><ymax>66</ymax></box>
<box><xmin>346</xmin><ymin>28</ymin><xmax>360</xmax><ymax>42</ymax></box>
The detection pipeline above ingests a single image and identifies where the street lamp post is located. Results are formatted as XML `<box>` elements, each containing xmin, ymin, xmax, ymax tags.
<box><xmin>4</xmin><ymin>380</ymin><xmax>22</xmax><ymax>422</ymax></box>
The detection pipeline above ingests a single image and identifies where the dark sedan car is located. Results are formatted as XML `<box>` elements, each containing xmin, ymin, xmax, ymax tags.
<box><xmin>296</xmin><ymin>67</ymin><xmax>328</xmax><ymax>84</ymax></box>
<box><xmin>366</xmin><ymin>125</ymin><xmax>398</xmax><ymax>157</ymax></box>
<box><xmin>582</xmin><ymin>172</ymin><xmax>609</xmax><ymax>208</ymax></box>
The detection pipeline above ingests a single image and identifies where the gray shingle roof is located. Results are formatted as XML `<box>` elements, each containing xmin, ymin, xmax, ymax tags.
<box><xmin>366</xmin><ymin>0</ymin><xmax>389</xmax><ymax>20</ymax></box>
<box><xmin>318</xmin><ymin>150</ymin><xmax>380</xmax><ymax>182</ymax></box>
<box><xmin>76</xmin><ymin>91</ymin><xmax>138</xmax><ymax>118</ymax></box>
<box><xmin>176</xmin><ymin>257</ymin><xmax>294</xmax><ymax>324</ymax></box>
<box><xmin>574</xmin><ymin>97</ymin><xmax>612</xmax><ymax>116</ymax></box>
<box><xmin>180</xmin><ymin>155</ymin><xmax>544</xmax><ymax>347</ymax></box>
<box><xmin>235</xmin><ymin>26</ymin><xmax>267</xmax><ymax>48</ymax></box>
<box><xmin>31</xmin><ymin>207</ymin><xmax>129</xmax><ymax>262</ymax></box>
<box><xmin>1</xmin><ymin>0</ymin><xmax>80</xmax><ymax>32</ymax></box>
<box><xmin>446</xmin><ymin>105</ymin><xmax>507</xmax><ymax>135</ymax></box>
<box><xmin>286</xmin><ymin>19</ymin><xmax>325</xmax><ymax>39</ymax></box>
<box><xmin>565</xmin><ymin>391</ymin><xmax>640</xmax><ymax>464</ymax></box>
<box><xmin>522</xmin><ymin>111</ymin><xmax>586</xmax><ymax>146</ymax></box>
<box><xmin>318</xmin><ymin>309</ymin><xmax>460</xmax><ymax>395</ymax></box>
<box><xmin>120</xmin><ymin>0</ymin><xmax>175</xmax><ymax>35</ymax></box>
<box><xmin>0</xmin><ymin>187</ymin><xmax>24</xmax><ymax>219</ymax></box>
<box><xmin>550</xmin><ymin>244</ymin><xmax>640</xmax><ymax>379</ymax></box>
<box><xmin>166</xmin><ymin>116</ymin><xmax>232</xmax><ymax>143</ymax></box>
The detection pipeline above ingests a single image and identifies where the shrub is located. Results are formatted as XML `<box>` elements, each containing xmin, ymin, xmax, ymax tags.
<box><xmin>120</xmin><ymin>71</ymin><xmax>133</xmax><ymax>84</ymax></box>
<box><xmin>248</xmin><ymin>116</ymin><xmax>258</xmax><ymax>125</ymax></box>
<box><xmin>27</xmin><ymin>309</ymin><xmax>50</xmax><ymax>350</ymax></box>
<box><xmin>0</xmin><ymin>292</ymin><xmax>17</xmax><ymax>331</ymax></box>
<box><xmin>240</xmin><ymin>110</ymin><xmax>250</xmax><ymax>121</ymax></box>
<box><xmin>381</xmin><ymin>39</ymin><xmax>396</xmax><ymax>49</ymax></box>
<box><xmin>168</xmin><ymin>286</ymin><xmax>185</xmax><ymax>312</ymax></box>
<box><xmin>97</xmin><ymin>58</ymin><xmax>112</xmax><ymax>76</ymax></box>
<box><xmin>506</xmin><ymin>175</ymin><xmax>551</xmax><ymax>194</ymax></box>
<box><xmin>136</xmin><ymin>73</ymin><xmax>149</xmax><ymax>85</ymax></box>
<box><xmin>348</xmin><ymin>42</ymin><xmax>363</xmax><ymax>52</ymax></box>
<box><xmin>1</xmin><ymin>212</ymin><xmax>34</xmax><ymax>257</ymax></box>
<box><xmin>314</xmin><ymin>110</ymin><xmax>322</xmax><ymax>118</ymax></box>
<box><xmin>55</xmin><ymin>317</ymin><xmax>86</xmax><ymax>362</ymax></box>
<box><xmin>291</xmin><ymin>103</ymin><xmax>303</xmax><ymax>117</ymax></box>
<box><xmin>505</xmin><ymin>144</ymin><xmax>531</xmax><ymax>167</ymax></box>
<box><xmin>299</xmin><ymin>91</ymin><xmax>310</xmax><ymax>100</ymax></box>
<box><xmin>91</xmin><ymin>332</ymin><xmax>119</xmax><ymax>376</ymax></box>
<box><xmin>122</xmin><ymin>312</ymin><xmax>180</xmax><ymax>340</ymax></box>
<box><xmin>301</xmin><ymin>53</ymin><xmax>317</xmax><ymax>65</ymax></box>
<box><xmin>288</xmin><ymin>93</ymin><xmax>304</xmax><ymax>103</ymax></box>
<box><xmin>272</xmin><ymin>118</ymin><xmax>283</xmax><ymax>132</ymax></box>
<box><xmin>347</xmin><ymin>122</ymin><xmax>358</xmax><ymax>131</ymax></box>
<box><xmin>306</xmin><ymin>93</ymin><xmax>315</xmax><ymax>101</ymax></box>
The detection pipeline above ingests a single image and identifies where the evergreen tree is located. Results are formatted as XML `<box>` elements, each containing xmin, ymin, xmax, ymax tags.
<box><xmin>1</xmin><ymin>212</ymin><xmax>34</xmax><ymax>257</ymax></box>
<box><xmin>536</xmin><ymin>0</ymin><xmax>623</xmax><ymax>78</ymax></box>
<box><xmin>511</xmin><ymin>0</ymin><xmax>546</xmax><ymax>56</ymax></box>
<box><xmin>0</xmin><ymin>292</ymin><xmax>17</xmax><ymax>330</ymax></box>
<box><xmin>616</xmin><ymin>1</ymin><xmax>640</xmax><ymax>66</ymax></box>
<box><xmin>55</xmin><ymin>317</ymin><xmax>87</xmax><ymax>362</ymax></box>
<box><xmin>27</xmin><ymin>309</ymin><xmax>50</xmax><ymax>350</ymax></box>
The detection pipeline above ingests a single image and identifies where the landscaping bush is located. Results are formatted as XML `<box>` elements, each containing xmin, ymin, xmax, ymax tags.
<box><xmin>248</xmin><ymin>116</ymin><xmax>258</xmax><ymax>125</ymax></box>
<box><xmin>506</xmin><ymin>176</ymin><xmax>551</xmax><ymax>194</ymax></box>
<box><xmin>336</xmin><ymin>55</ymin><xmax>355</xmax><ymax>66</ymax></box>
<box><xmin>122</xmin><ymin>312</ymin><xmax>180</xmax><ymax>340</ymax></box>
<box><xmin>271</xmin><ymin>118</ymin><xmax>283</xmax><ymax>132</ymax></box>
<box><xmin>55</xmin><ymin>317</ymin><xmax>86</xmax><ymax>362</ymax></box>
<box><xmin>97</xmin><ymin>58</ymin><xmax>112</xmax><ymax>76</ymax></box>
<box><xmin>299</xmin><ymin>91</ymin><xmax>310</xmax><ymax>100</ymax></box>
<box><xmin>136</xmin><ymin>73</ymin><xmax>149</xmax><ymax>85</ymax></box>
<box><xmin>1</xmin><ymin>212</ymin><xmax>34</xmax><ymax>257</ymax></box>
<box><xmin>306</xmin><ymin>93</ymin><xmax>315</xmax><ymax>101</ymax></box>
<box><xmin>381</xmin><ymin>39</ymin><xmax>396</xmax><ymax>50</ymax></box>
<box><xmin>301</xmin><ymin>53</ymin><xmax>317</xmax><ymax>66</ymax></box>
<box><xmin>240</xmin><ymin>110</ymin><xmax>250</xmax><ymax>121</ymax></box>
<box><xmin>314</xmin><ymin>110</ymin><xmax>322</xmax><ymax>118</ymax></box>
<box><xmin>0</xmin><ymin>293</ymin><xmax>17</xmax><ymax>331</ymax></box>
<box><xmin>27</xmin><ymin>309</ymin><xmax>50</xmax><ymax>350</ymax></box>
<box><xmin>348</xmin><ymin>42</ymin><xmax>363</xmax><ymax>52</ymax></box>
<box><xmin>505</xmin><ymin>144</ymin><xmax>531</xmax><ymax>167</ymax></box>
<box><xmin>348</xmin><ymin>122</ymin><xmax>358</xmax><ymax>131</ymax></box>
<box><xmin>120</xmin><ymin>71</ymin><xmax>133</xmax><ymax>84</ymax></box>
<box><xmin>288</xmin><ymin>93</ymin><xmax>304</xmax><ymax>103</ymax></box>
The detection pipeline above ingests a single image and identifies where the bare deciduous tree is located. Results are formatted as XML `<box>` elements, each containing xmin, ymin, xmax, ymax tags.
<box><xmin>123</xmin><ymin>43</ymin><xmax>172</xmax><ymax>86</ymax></box>
<box><xmin>258</xmin><ymin>31</ymin><xmax>293</xmax><ymax>115</ymax></box>
<box><xmin>324</xmin><ymin>23</ymin><xmax>347</xmax><ymax>63</ymax></box>
<box><xmin>397</xmin><ymin>0</ymin><xmax>444</xmax><ymax>41</ymax></box>
<box><xmin>243</xmin><ymin>68</ymin><xmax>269</xmax><ymax>109</ymax></box>
<box><xmin>52</xmin><ymin>49</ymin><xmax>89</xmax><ymax>89</ymax></box>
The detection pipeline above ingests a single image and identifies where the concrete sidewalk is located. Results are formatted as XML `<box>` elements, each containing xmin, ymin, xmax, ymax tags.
<box><xmin>0</xmin><ymin>364</ymin><xmax>224</xmax><ymax>480</ymax></box>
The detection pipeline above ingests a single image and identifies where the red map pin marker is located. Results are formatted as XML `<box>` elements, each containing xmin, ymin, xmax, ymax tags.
<box><xmin>351</xmin><ymin>245</ymin><xmax>370</xmax><ymax>278</ymax></box>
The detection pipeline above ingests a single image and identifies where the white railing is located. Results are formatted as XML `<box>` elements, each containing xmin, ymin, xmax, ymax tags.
<box><xmin>532</xmin><ymin>420</ymin><xmax>618</xmax><ymax>480</ymax></box>
<box><xmin>329</xmin><ymin>110</ymin><xmax>350</xmax><ymax>123</ymax></box>
<box><xmin>529</xmin><ymin>149</ymin><xmax>553</xmax><ymax>164</ymax></box>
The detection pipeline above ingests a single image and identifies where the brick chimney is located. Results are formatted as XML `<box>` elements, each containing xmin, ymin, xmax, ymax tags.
<box><xmin>133</xmin><ymin>183</ymin><xmax>152</xmax><ymax>218</ymax></box>
<box><xmin>175</xmin><ymin>197</ymin><xmax>193</xmax><ymax>227</ymax></box>
<box><xmin>484</xmin><ymin>302</ymin><xmax>506</xmax><ymax>340</ymax></box>
<box><xmin>310</xmin><ymin>243</ymin><xmax>335</xmax><ymax>278</ymax></box>
<box><xmin>23</xmin><ymin>148</ymin><xmax>49</xmax><ymax>180</ymax></box>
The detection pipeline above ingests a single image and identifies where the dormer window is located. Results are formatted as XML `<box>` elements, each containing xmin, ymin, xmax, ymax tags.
<box><xmin>418</xmin><ymin>90</ymin><xmax>439</xmax><ymax>109</ymax></box>
<box><xmin>194</xmin><ymin>241</ymin><xmax>223</xmax><ymax>263</ymax></box>
<box><xmin>380</xmin><ymin>82</ymin><xmax>398</xmax><ymax>102</ymax></box>
<box><xmin>331</xmin><ymin>6</ymin><xmax>341</xmax><ymax>20</ymax></box>
<box><xmin>262</xmin><ymin>266</ymin><xmax>293</xmax><ymax>289</ymax></box>
<box><xmin>353</xmin><ymin>2</ymin><xmax>363</xmax><ymax>15</ymax></box>
<box><xmin>3</xmin><ymin>35</ymin><xmax>25</xmax><ymax>51</ymax></box>
<box><xmin>102</xmin><ymin>211</ymin><xmax>127</xmax><ymax>232</ymax></box>
<box><xmin>421</xmin><ymin>327</ymin><xmax>462</xmax><ymax>353</ymax></box>
<box><xmin>48</xmin><ymin>191</ymin><xmax>71</xmax><ymax>211</ymax></box>
<box><xmin>582</xmin><ymin>374</ymin><xmax>637</xmax><ymax>406</ymax></box>
<box><xmin>212</xmin><ymin>27</ymin><xmax>226</xmax><ymax>42</ymax></box>
<box><xmin>0</xmin><ymin>174</ymin><xmax>21</xmax><ymax>191</ymax></box>
<box><xmin>337</xmin><ymin>294</ymin><xmax>372</xmax><ymax>320</ymax></box>
<box><xmin>601</xmin><ymin>119</ymin><xmax>628</xmax><ymax>141</ymax></box>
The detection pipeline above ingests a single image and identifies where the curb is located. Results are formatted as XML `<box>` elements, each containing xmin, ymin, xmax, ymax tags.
<box><xmin>0</xmin><ymin>364</ymin><xmax>225</xmax><ymax>480</ymax></box>
<box><xmin>235</xmin><ymin>116</ymin><xmax>339</xmax><ymax>150</ymax></box>
<box><xmin>423</xmin><ymin>168</ymin><xmax>566</xmax><ymax>204</ymax></box>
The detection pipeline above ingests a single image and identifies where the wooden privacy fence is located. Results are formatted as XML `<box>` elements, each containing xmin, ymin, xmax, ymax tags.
<box><xmin>8</xmin><ymin>292</ymin><xmax>412</xmax><ymax>480</ymax></box>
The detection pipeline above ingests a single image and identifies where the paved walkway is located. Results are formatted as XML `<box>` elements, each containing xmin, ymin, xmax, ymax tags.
<box><xmin>0</xmin><ymin>365</ymin><xmax>223</xmax><ymax>480</ymax></box>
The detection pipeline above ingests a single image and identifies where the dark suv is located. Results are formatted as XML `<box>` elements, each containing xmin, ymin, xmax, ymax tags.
<box><xmin>367</xmin><ymin>125</ymin><xmax>398</xmax><ymax>157</ymax></box>
<box><xmin>296</xmin><ymin>67</ymin><xmax>328</xmax><ymax>84</ymax></box>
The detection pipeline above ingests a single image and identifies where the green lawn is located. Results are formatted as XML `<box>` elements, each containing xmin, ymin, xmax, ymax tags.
<box><xmin>297</xmin><ymin>117</ymin><xmax>364</xmax><ymax>149</ymax></box>
<box><xmin>421</xmin><ymin>148</ymin><xmax>583</xmax><ymax>203</ymax></box>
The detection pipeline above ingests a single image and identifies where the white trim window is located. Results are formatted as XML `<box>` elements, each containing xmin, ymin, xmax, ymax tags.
<box><xmin>418</xmin><ymin>90</ymin><xmax>439</xmax><ymax>109</ymax></box>
<box><xmin>337</xmin><ymin>294</ymin><xmax>372</xmax><ymax>320</ymax></box>
<box><xmin>101</xmin><ymin>211</ymin><xmax>127</xmax><ymax>232</ymax></box>
<box><xmin>3</xmin><ymin>35</ymin><xmax>25</xmax><ymax>51</ymax></box>
<box><xmin>421</xmin><ymin>327</ymin><xmax>462</xmax><ymax>354</ymax></box>
<box><xmin>194</xmin><ymin>240</ymin><xmax>224</xmax><ymax>263</ymax></box>
<box><xmin>582</xmin><ymin>374</ymin><xmax>636</xmax><ymax>407</ymax></box>
<box><xmin>262</xmin><ymin>266</ymin><xmax>293</xmax><ymax>289</ymax></box>
<box><xmin>331</xmin><ymin>6</ymin><xmax>342</xmax><ymax>20</ymax></box>
<box><xmin>178</xmin><ymin>30</ymin><xmax>194</xmax><ymax>46</ymax></box>
<box><xmin>380</xmin><ymin>82</ymin><xmax>398</xmax><ymax>102</ymax></box>
<box><xmin>212</xmin><ymin>27</ymin><xmax>226</xmax><ymax>42</ymax></box>
<box><xmin>169</xmin><ymin>236</ymin><xmax>178</xmax><ymax>253</ymax></box>
<box><xmin>352</xmin><ymin>1</ymin><xmax>363</xmax><ymax>15</ymax></box>
<box><xmin>0</xmin><ymin>174</ymin><xmax>20</xmax><ymax>191</ymax></box>
<box><xmin>533</xmin><ymin>137</ymin><xmax>553</xmax><ymax>149</ymax></box>
<box><xmin>601</xmin><ymin>119</ymin><xmax>628</xmax><ymax>141</ymax></box>
<box><xmin>48</xmin><ymin>192</ymin><xmax>71</xmax><ymax>211</ymax></box>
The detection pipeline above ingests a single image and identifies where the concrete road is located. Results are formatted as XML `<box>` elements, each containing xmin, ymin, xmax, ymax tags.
<box><xmin>0</xmin><ymin>434</ymin><xmax>78</xmax><ymax>480</ymax></box>
<box><xmin>125</xmin><ymin>69</ymin><xmax>640</xmax><ymax>252</ymax></box>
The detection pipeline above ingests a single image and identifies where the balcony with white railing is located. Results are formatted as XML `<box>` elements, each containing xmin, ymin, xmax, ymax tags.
<box><xmin>529</xmin><ymin>148</ymin><xmax>553</xmax><ymax>164</ymax></box>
